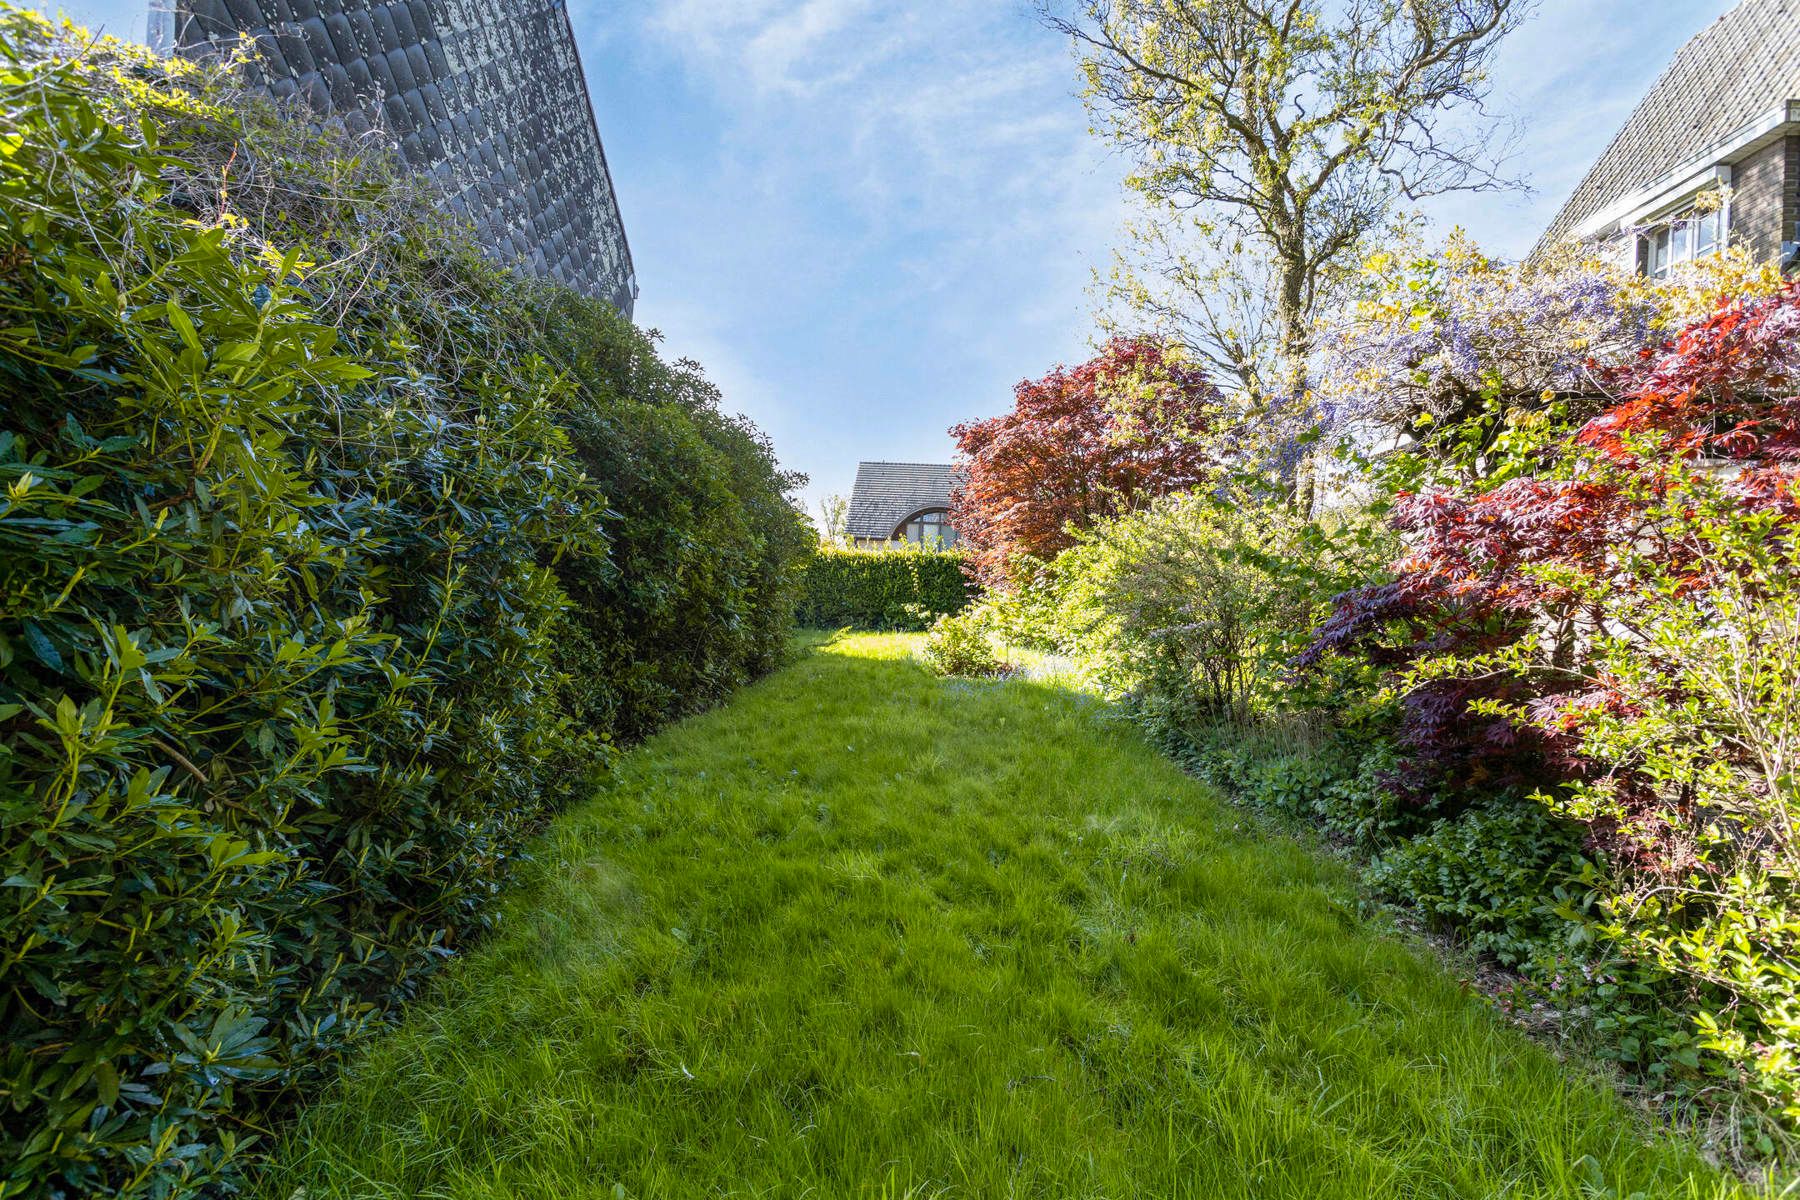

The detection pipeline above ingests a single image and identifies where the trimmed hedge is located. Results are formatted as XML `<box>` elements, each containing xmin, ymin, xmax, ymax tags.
<box><xmin>795</xmin><ymin>547</ymin><xmax>977</xmax><ymax>629</ymax></box>
<box><xmin>0</xmin><ymin>14</ymin><xmax>809</xmax><ymax>1198</ymax></box>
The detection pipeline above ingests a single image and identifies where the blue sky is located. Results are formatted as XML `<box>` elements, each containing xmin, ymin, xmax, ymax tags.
<box><xmin>27</xmin><ymin>0</ymin><xmax>1739</xmax><ymax>515</ymax></box>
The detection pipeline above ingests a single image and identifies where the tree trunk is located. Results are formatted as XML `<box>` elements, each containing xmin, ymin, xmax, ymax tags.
<box><xmin>1275</xmin><ymin>254</ymin><xmax>1315</xmax><ymax>515</ymax></box>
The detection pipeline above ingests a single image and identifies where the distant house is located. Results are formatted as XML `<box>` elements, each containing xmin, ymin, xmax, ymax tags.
<box><xmin>845</xmin><ymin>462</ymin><xmax>962</xmax><ymax>549</ymax></box>
<box><xmin>1535</xmin><ymin>0</ymin><xmax>1800</xmax><ymax>276</ymax></box>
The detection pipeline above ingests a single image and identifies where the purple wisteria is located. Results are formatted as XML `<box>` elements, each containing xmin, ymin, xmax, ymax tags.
<box><xmin>1315</xmin><ymin>238</ymin><xmax>1657</xmax><ymax>431</ymax></box>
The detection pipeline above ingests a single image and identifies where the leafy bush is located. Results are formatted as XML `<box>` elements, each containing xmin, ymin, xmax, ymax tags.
<box><xmin>795</xmin><ymin>546</ymin><xmax>974</xmax><ymax>630</ymax></box>
<box><xmin>1368</xmin><ymin>801</ymin><xmax>1588</xmax><ymax>967</ymax></box>
<box><xmin>920</xmin><ymin>610</ymin><xmax>1008</xmax><ymax>678</ymax></box>
<box><xmin>1513</xmin><ymin>487</ymin><xmax>1800</xmax><ymax>1126</ymax></box>
<box><xmin>949</xmin><ymin>337</ymin><xmax>1224</xmax><ymax>586</ymax></box>
<box><xmin>1305</xmin><ymin>272</ymin><xmax>1800</xmax><ymax>1139</ymax></box>
<box><xmin>544</xmin><ymin>320</ymin><xmax>810</xmax><ymax>741</ymax></box>
<box><xmin>1045</xmin><ymin>489</ymin><xmax>1392</xmax><ymax>719</ymax></box>
<box><xmin>0</xmin><ymin>14</ymin><xmax>807</xmax><ymax>1197</ymax></box>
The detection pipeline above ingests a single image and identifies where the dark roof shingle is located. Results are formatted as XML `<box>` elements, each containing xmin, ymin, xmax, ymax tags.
<box><xmin>164</xmin><ymin>0</ymin><xmax>637</xmax><ymax>314</ymax></box>
<box><xmin>845</xmin><ymin>462</ymin><xmax>957</xmax><ymax>539</ymax></box>
<box><xmin>1536</xmin><ymin>0</ymin><xmax>1800</xmax><ymax>253</ymax></box>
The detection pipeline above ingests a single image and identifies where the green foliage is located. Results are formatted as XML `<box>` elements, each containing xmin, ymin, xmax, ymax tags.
<box><xmin>1042</xmin><ymin>490</ymin><xmax>1392</xmax><ymax>718</ymax></box>
<box><xmin>920</xmin><ymin>609</ymin><xmax>1008</xmax><ymax>678</ymax></box>
<box><xmin>1143</xmin><ymin>713</ymin><xmax>1416</xmax><ymax>847</ymax></box>
<box><xmin>538</xmin><ymin>302</ymin><xmax>811</xmax><ymax>742</ymax></box>
<box><xmin>1368</xmin><ymin>801</ymin><xmax>1589</xmax><ymax>968</ymax></box>
<box><xmin>794</xmin><ymin>546</ymin><xmax>974</xmax><ymax>630</ymax></box>
<box><xmin>0</xmin><ymin>13</ymin><xmax>807</xmax><ymax>1197</ymax></box>
<box><xmin>1491</xmin><ymin>478</ymin><xmax>1800</xmax><ymax>1129</ymax></box>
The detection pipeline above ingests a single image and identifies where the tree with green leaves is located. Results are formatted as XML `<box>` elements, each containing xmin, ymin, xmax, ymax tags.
<box><xmin>815</xmin><ymin>492</ymin><xmax>851</xmax><ymax>546</ymax></box>
<box><xmin>1048</xmin><ymin>0</ymin><xmax>1529</xmax><ymax>407</ymax></box>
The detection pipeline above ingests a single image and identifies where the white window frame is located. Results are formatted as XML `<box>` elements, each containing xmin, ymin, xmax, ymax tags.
<box><xmin>1637</xmin><ymin>200</ymin><xmax>1725</xmax><ymax>279</ymax></box>
<box><xmin>892</xmin><ymin>508</ymin><xmax>958</xmax><ymax>549</ymax></box>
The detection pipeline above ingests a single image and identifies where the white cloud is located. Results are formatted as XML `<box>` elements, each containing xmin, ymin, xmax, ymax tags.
<box><xmin>597</xmin><ymin>0</ymin><xmax>1744</xmax><ymax>512</ymax></box>
<box><xmin>589</xmin><ymin>1</ymin><xmax>1129</xmax><ymax>510</ymax></box>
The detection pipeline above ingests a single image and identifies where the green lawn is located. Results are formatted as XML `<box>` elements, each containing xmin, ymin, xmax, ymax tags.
<box><xmin>263</xmin><ymin>633</ymin><xmax>1753</xmax><ymax>1199</ymax></box>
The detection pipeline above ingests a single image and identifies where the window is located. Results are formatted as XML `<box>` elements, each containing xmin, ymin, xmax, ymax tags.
<box><xmin>895</xmin><ymin>508</ymin><xmax>958</xmax><ymax>548</ymax></box>
<box><xmin>1638</xmin><ymin>205</ymin><xmax>1722</xmax><ymax>279</ymax></box>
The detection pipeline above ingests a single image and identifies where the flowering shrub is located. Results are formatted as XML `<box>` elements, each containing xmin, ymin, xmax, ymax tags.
<box><xmin>1318</xmin><ymin>231</ymin><xmax>1790</xmax><ymax>489</ymax></box>
<box><xmin>1305</xmin><ymin>281</ymin><xmax>1800</xmax><ymax>1137</ymax></box>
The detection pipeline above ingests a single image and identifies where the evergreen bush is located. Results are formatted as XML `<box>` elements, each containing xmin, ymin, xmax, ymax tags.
<box><xmin>0</xmin><ymin>13</ymin><xmax>808</xmax><ymax>1196</ymax></box>
<box><xmin>794</xmin><ymin>547</ymin><xmax>974</xmax><ymax>630</ymax></box>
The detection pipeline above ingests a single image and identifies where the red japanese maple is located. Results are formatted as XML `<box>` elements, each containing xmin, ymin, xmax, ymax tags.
<box><xmin>949</xmin><ymin>337</ymin><xmax>1223</xmax><ymax>586</ymax></box>
<box><xmin>1581</xmin><ymin>281</ymin><xmax>1800</xmax><ymax>464</ymax></box>
<box><xmin>1302</xmin><ymin>284</ymin><xmax>1800</xmax><ymax>828</ymax></box>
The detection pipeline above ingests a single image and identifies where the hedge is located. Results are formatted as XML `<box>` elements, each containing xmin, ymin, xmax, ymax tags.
<box><xmin>795</xmin><ymin>547</ymin><xmax>977</xmax><ymax>629</ymax></box>
<box><xmin>0</xmin><ymin>13</ymin><xmax>810</xmax><ymax>1198</ymax></box>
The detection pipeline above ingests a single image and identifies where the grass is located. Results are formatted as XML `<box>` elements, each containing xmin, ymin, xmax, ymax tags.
<box><xmin>262</xmin><ymin>633</ymin><xmax>1758</xmax><ymax>1199</ymax></box>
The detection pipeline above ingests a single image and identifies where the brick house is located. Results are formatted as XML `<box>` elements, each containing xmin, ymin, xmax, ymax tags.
<box><xmin>1535</xmin><ymin>0</ymin><xmax>1800</xmax><ymax>276</ymax></box>
<box><xmin>844</xmin><ymin>462</ymin><xmax>962</xmax><ymax>549</ymax></box>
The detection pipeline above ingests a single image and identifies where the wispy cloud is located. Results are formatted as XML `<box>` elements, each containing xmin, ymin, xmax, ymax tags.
<box><xmin>571</xmin><ymin>0</ymin><xmax>1739</xmax><ymax>511</ymax></box>
<box><xmin>571</xmin><ymin>1</ymin><xmax>1126</xmax><ymax>507</ymax></box>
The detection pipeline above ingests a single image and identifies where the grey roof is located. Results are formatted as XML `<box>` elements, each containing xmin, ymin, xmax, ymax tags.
<box><xmin>160</xmin><ymin>0</ymin><xmax>637</xmax><ymax>315</ymax></box>
<box><xmin>846</xmin><ymin>462</ymin><xmax>957</xmax><ymax>539</ymax></box>
<box><xmin>1536</xmin><ymin>0</ymin><xmax>1800</xmax><ymax>254</ymax></box>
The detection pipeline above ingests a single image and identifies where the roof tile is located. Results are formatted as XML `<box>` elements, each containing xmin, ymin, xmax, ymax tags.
<box><xmin>1537</xmin><ymin>0</ymin><xmax>1800</xmax><ymax>253</ymax></box>
<box><xmin>845</xmin><ymin>462</ymin><xmax>958</xmax><ymax>539</ymax></box>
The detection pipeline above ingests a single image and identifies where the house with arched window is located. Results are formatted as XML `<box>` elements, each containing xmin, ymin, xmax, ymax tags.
<box><xmin>845</xmin><ymin>462</ymin><xmax>963</xmax><ymax>549</ymax></box>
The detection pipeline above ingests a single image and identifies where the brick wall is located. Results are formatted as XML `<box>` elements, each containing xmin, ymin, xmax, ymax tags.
<box><xmin>1731</xmin><ymin>135</ymin><xmax>1798</xmax><ymax>265</ymax></box>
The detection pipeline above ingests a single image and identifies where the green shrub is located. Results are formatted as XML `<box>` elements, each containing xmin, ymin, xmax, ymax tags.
<box><xmin>1315</xmin><ymin>741</ymin><xmax>1423</xmax><ymax>850</ymax></box>
<box><xmin>541</xmin><ymin>312</ymin><xmax>810</xmax><ymax>742</ymax></box>
<box><xmin>921</xmin><ymin>610</ymin><xmax>1008</xmax><ymax>678</ymax></box>
<box><xmin>1143</xmin><ymin>702</ymin><xmax>1418</xmax><ymax>836</ymax></box>
<box><xmin>795</xmin><ymin>546</ymin><xmax>974</xmax><ymax>630</ymax></box>
<box><xmin>0</xmin><ymin>14</ymin><xmax>807</xmax><ymax>1197</ymax></box>
<box><xmin>1519</xmin><ymin>511</ymin><xmax>1800</xmax><ymax>1129</ymax></box>
<box><xmin>1044</xmin><ymin>490</ymin><xmax>1393</xmax><ymax>718</ymax></box>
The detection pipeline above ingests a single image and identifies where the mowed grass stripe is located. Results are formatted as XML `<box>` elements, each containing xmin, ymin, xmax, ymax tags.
<box><xmin>263</xmin><ymin>633</ymin><xmax>1754</xmax><ymax>1199</ymax></box>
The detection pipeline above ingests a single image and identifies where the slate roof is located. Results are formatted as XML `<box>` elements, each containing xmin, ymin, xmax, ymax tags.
<box><xmin>157</xmin><ymin>0</ymin><xmax>637</xmax><ymax>315</ymax></box>
<box><xmin>1536</xmin><ymin>0</ymin><xmax>1800</xmax><ymax>254</ymax></box>
<box><xmin>846</xmin><ymin>462</ymin><xmax>958</xmax><ymax>540</ymax></box>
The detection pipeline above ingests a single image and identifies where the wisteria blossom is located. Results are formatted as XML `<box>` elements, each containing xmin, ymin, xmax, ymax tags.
<box><xmin>1315</xmin><ymin>233</ymin><xmax>1654</xmax><ymax>433</ymax></box>
<box><xmin>1315</xmin><ymin>232</ymin><xmax>1792</xmax><ymax>441</ymax></box>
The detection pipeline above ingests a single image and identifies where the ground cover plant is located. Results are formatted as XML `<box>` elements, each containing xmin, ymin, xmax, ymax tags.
<box><xmin>0</xmin><ymin>12</ymin><xmax>807</xmax><ymax>1196</ymax></box>
<box><xmin>265</xmin><ymin>634</ymin><xmax>1754</xmax><ymax>1199</ymax></box>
